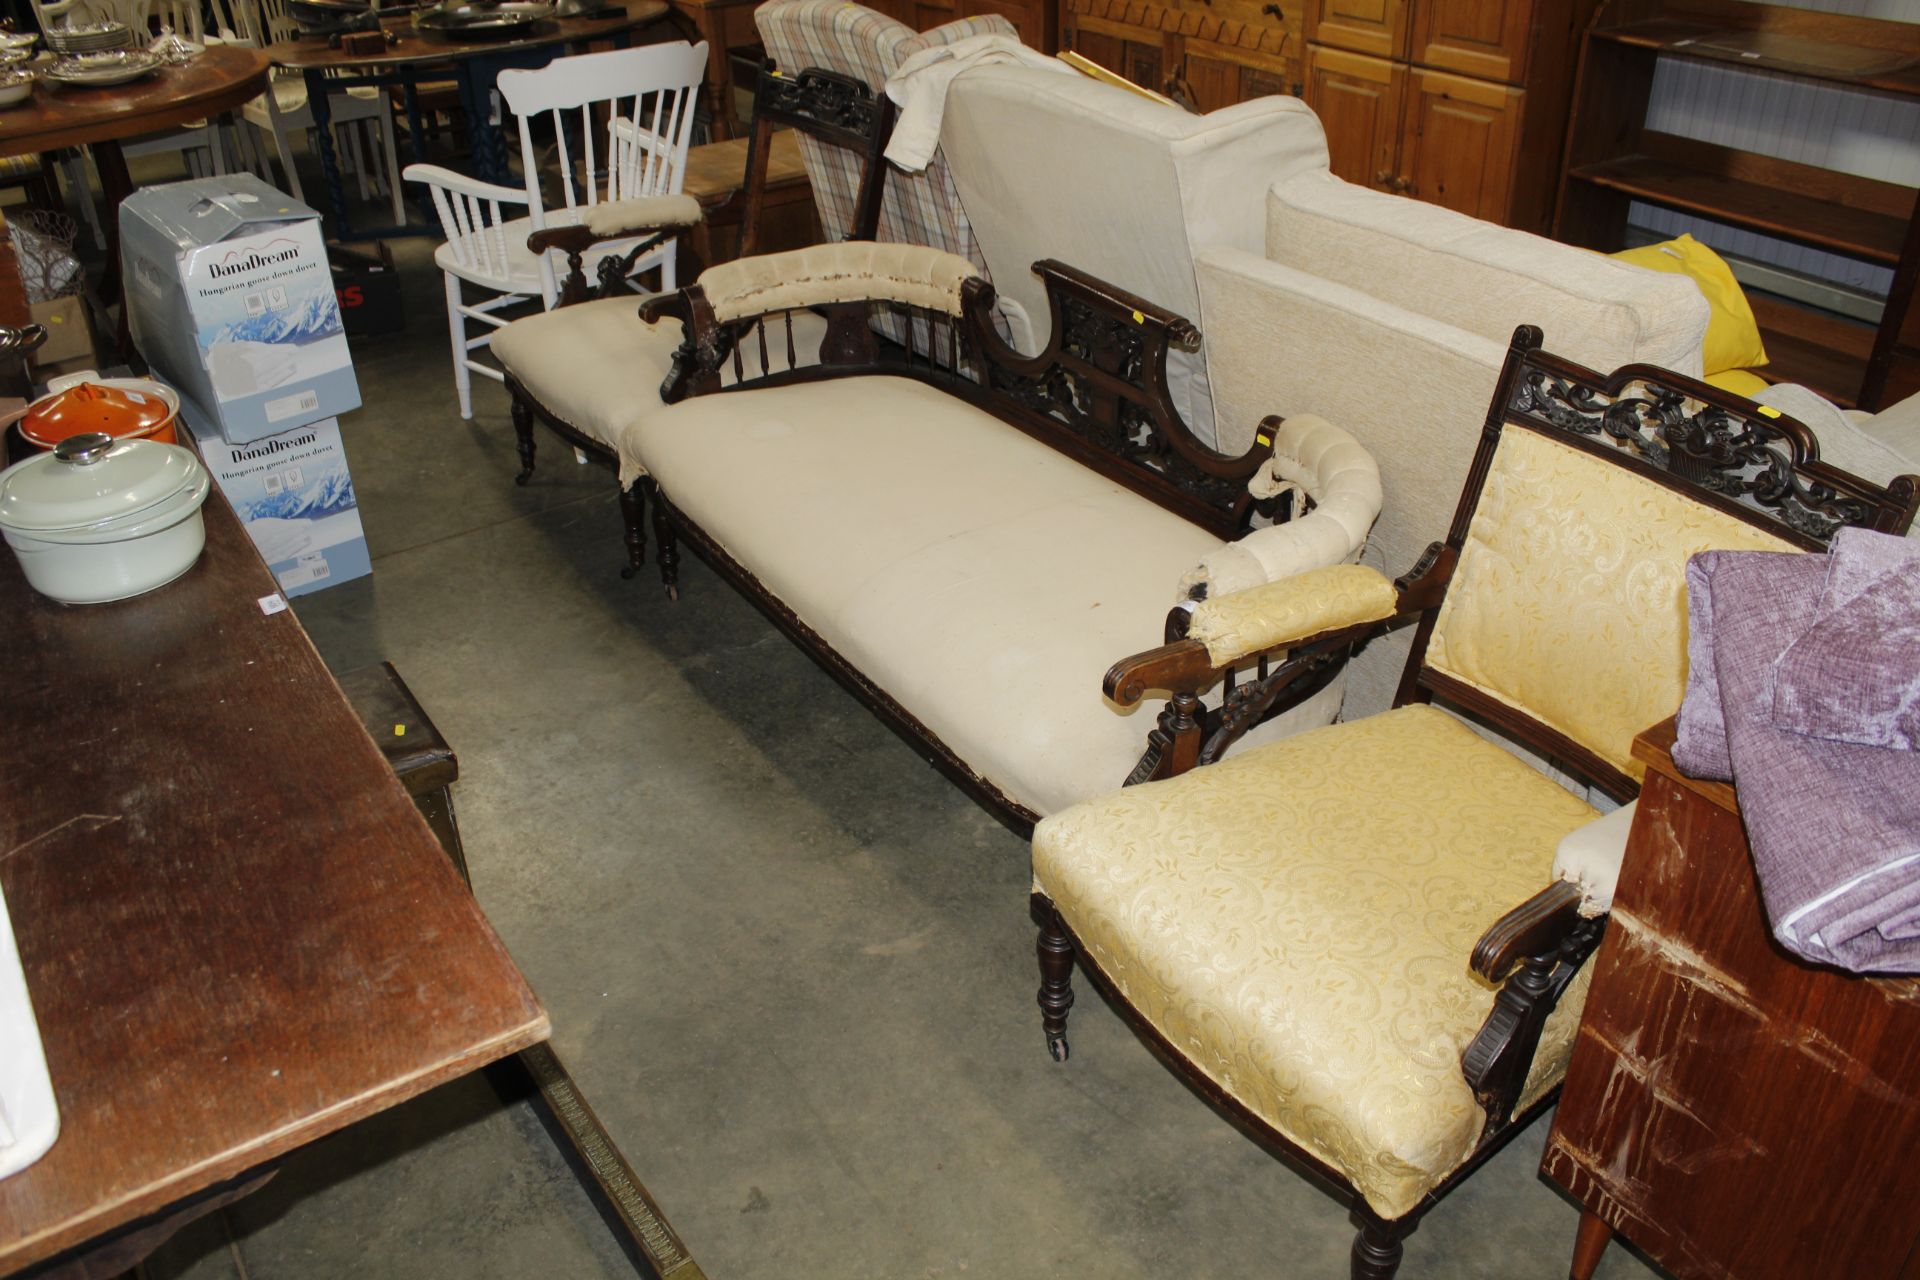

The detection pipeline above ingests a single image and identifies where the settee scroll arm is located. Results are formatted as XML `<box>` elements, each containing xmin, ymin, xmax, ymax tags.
<box><xmin>1461</xmin><ymin>879</ymin><xmax>1607</xmax><ymax>1129</ymax></box>
<box><xmin>527</xmin><ymin>194</ymin><xmax>706</xmax><ymax>308</ymax></box>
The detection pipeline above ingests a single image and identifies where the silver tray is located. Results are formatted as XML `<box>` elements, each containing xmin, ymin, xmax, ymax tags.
<box><xmin>415</xmin><ymin>2</ymin><xmax>554</xmax><ymax>38</ymax></box>
<box><xmin>43</xmin><ymin>49</ymin><xmax>160</xmax><ymax>86</ymax></box>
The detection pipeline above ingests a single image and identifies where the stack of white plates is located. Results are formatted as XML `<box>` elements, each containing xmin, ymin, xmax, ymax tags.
<box><xmin>0</xmin><ymin>31</ymin><xmax>39</xmax><ymax>52</ymax></box>
<box><xmin>43</xmin><ymin>48</ymin><xmax>160</xmax><ymax>86</ymax></box>
<box><xmin>43</xmin><ymin>22</ymin><xmax>134</xmax><ymax>55</ymax></box>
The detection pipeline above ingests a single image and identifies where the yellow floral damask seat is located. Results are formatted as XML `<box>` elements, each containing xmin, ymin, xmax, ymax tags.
<box><xmin>1030</xmin><ymin>326</ymin><xmax>1920</xmax><ymax>1279</ymax></box>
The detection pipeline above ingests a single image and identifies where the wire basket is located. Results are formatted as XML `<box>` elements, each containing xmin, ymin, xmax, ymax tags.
<box><xmin>9</xmin><ymin>207</ymin><xmax>82</xmax><ymax>303</ymax></box>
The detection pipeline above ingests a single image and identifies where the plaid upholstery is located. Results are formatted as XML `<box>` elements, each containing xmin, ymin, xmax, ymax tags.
<box><xmin>755</xmin><ymin>0</ymin><xmax>1011</xmax><ymax>279</ymax></box>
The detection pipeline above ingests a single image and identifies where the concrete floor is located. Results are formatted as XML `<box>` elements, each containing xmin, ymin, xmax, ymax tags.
<box><xmin>116</xmin><ymin>196</ymin><xmax>1672</xmax><ymax>1279</ymax></box>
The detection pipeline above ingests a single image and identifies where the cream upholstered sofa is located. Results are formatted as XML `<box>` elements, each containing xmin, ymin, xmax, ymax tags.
<box><xmin>935</xmin><ymin>65</ymin><xmax>1329</xmax><ymax>450</ymax></box>
<box><xmin>623</xmin><ymin>243</ymin><xmax>1382</xmax><ymax>823</ymax></box>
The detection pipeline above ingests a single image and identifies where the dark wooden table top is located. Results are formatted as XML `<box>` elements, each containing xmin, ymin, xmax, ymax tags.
<box><xmin>0</xmin><ymin>45</ymin><xmax>271</xmax><ymax>158</ymax></box>
<box><xmin>263</xmin><ymin>4</ymin><xmax>669</xmax><ymax>70</ymax></box>
<box><xmin>0</xmin><ymin>493</ymin><xmax>548</xmax><ymax>1274</ymax></box>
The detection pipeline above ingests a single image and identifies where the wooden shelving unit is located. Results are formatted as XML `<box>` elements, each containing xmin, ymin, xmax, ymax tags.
<box><xmin>1554</xmin><ymin>0</ymin><xmax>1920</xmax><ymax>409</ymax></box>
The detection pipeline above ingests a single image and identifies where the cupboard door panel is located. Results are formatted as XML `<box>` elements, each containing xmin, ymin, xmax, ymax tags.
<box><xmin>1409</xmin><ymin>0</ymin><xmax>1532</xmax><ymax>83</ymax></box>
<box><xmin>1405</xmin><ymin>70</ymin><xmax>1520</xmax><ymax>221</ymax></box>
<box><xmin>959</xmin><ymin>0</ymin><xmax>1047</xmax><ymax>48</ymax></box>
<box><xmin>1304</xmin><ymin>0</ymin><xmax>1406</xmax><ymax>60</ymax></box>
<box><xmin>1303</xmin><ymin>45</ymin><xmax>1403</xmax><ymax>192</ymax></box>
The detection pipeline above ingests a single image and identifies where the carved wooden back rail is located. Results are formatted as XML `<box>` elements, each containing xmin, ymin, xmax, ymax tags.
<box><xmin>646</xmin><ymin>257</ymin><xmax>1287</xmax><ymax>542</ymax></box>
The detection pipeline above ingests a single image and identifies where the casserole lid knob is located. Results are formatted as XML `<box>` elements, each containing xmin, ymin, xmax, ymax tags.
<box><xmin>0</xmin><ymin>437</ymin><xmax>205</xmax><ymax>533</ymax></box>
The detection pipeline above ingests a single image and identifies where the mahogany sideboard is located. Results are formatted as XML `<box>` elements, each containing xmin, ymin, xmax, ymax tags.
<box><xmin>0</xmin><ymin>494</ymin><xmax>548</xmax><ymax>1275</ymax></box>
<box><xmin>1542</xmin><ymin>719</ymin><xmax>1920</xmax><ymax>1280</ymax></box>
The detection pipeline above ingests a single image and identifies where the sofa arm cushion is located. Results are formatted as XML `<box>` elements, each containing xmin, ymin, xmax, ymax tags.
<box><xmin>1552</xmin><ymin>800</ymin><xmax>1636</xmax><ymax>916</ymax></box>
<box><xmin>698</xmin><ymin>241</ymin><xmax>978</xmax><ymax>322</ymax></box>
<box><xmin>1178</xmin><ymin>412</ymin><xmax>1382</xmax><ymax>601</ymax></box>
<box><xmin>578</xmin><ymin>193</ymin><xmax>704</xmax><ymax>239</ymax></box>
<box><xmin>1187</xmin><ymin>563</ymin><xmax>1398</xmax><ymax>666</ymax></box>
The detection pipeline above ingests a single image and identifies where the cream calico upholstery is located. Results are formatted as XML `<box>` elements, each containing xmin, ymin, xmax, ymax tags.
<box><xmin>700</xmin><ymin>242</ymin><xmax>976</xmax><ymax>322</ymax></box>
<box><xmin>632</xmin><ymin>376</ymin><xmax>1347</xmax><ymax>816</ymax></box>
<box><xmin>1428</xmin><ymin>428</ymin><xmax>1794</xmax><ymax>780</ymax></box>
<box><xmin>1177</xmin><ymin>412</ymin><xmax>1381</xmax><ymax>601</ymax></box>
<box><xmin>936</xmin><ymin>67</ymin><xmax>1329</xmax><ymax>448</ymax></box>
<box><xmin>1196</xmin><ymin>177</ymin><xmax>1712</xmax><ymax>722</ymax></box>
<box><xmin>1033</xmin><ymin>704</ymin><xmax>1598</xmax><ymax>1219</ymax></box>
<box><xmin>491</xmin><ymin>301</ymin><xmax>828</xmax><ymax>486</ymax></box>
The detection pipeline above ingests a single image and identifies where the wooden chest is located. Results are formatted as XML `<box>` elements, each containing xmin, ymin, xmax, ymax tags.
<box><xmin>1543</xmin><ymin>720</ymin><xmax>1920</xmax><ymax>1280</ymax></box>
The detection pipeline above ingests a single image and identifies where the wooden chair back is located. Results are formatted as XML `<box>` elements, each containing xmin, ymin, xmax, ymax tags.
<box><xmin>1397</xmin><ymin>325</ymin><xmax>1920</xmax><ymax>802</ymax></box>
<box><xmin>732</xmin><ymin>63</ymin><xmax>896</xmax><ymax>260</ymax></box>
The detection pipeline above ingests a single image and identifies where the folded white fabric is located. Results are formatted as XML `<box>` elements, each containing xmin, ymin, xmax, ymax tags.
<box><xmin>883</xmin><ymin>35</ymin><xmax>1075</xmax><ymax>171</ymax></box>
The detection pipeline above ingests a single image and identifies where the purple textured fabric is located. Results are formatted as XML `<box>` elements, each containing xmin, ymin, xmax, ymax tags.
<box><xmin>1702</xmin><ymin>552</ymin><xmax>1920</xmax><ymax>973</ymax></box>
<box><xmin>1770</xmin><ymin>529</ymin><xmax>1920</xmax><ymax>751</ymax></box>
<box><xmin>1673</xmin><ymin>551</ymin><xmax>1746</xmax><ymax>781</ymax></box>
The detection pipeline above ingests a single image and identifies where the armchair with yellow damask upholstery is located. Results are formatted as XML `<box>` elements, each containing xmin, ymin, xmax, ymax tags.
<box><xmin>1029</xmin><ymin>326</ymin><xmax>1920</xmax><ymax>1279</ymax></box>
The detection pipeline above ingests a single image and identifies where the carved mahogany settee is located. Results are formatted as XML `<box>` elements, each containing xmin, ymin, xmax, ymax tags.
<box><xmin>611</xmin><ymin>244</ymin><xmax>1381</xmax><ymax>824</ymax></box>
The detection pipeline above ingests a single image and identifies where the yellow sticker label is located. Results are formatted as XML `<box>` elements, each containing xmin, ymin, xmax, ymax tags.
<box><xmin>1255</xmin><ymin>432</ymin><xmax>1272</xmax><ymax>447</ymax></box>
<box><xmin>1757</xmin><ymin>406</ymin><xmax>1782</xmax><ymax>418</ymax></box>
<box><xmin>394</xmin><ymin>724</ymin><xmax>407</xmax><ymax>737</ymax></box>
<box><xmin>1131</xmin><ymin>309</ymin><xmax>1144</xmax><ymax>324</ymax></box>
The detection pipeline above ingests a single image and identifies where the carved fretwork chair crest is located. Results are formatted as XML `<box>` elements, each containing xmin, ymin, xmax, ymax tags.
<box><xmin>1031</xmin><ymin>325</ymin><xmax>1919</xmax><ymax>1279</ymax></box>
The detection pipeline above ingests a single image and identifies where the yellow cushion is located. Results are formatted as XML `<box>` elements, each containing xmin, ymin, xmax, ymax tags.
<box><xmin>1705</xmin><ymin>367</ymin><xmax>1772</xmax><ymax>399</ymax></box>
<box><xmin>1611</xmin><ymin>234</ymin><xmax>1767</xmax><ymax>375</ymax></box>
<box><xmin>1428</xmin><ymin>427</ymin><xmax>1795</xmax><ymax>779</ymax></box>
<box><xmin>1033</xmin><ymin>704</ymin><xmax>1599</xmax><ymax>1220</ymax></box>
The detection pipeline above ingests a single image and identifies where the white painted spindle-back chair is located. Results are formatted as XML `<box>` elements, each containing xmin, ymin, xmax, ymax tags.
<box><xmin>405</xmin><ymin>41</ymin><xmax>707</xmax><ymax>419</ymax></box>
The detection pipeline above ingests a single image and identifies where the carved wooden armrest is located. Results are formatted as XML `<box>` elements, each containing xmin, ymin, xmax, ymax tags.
<box><xmin>1101</xmin><ymin>543</ymin><xmax>1458</xmax><ymax>785</ymax></box>
<box><xmin>1460</xmin><ymin>879</ymin><xmax>1607</xmax><ymax>1129</ymax></box>
<box><xmin>527</xmin><ymin>196</ymin><xmax>705</xmax><ymax>308</ymax></box>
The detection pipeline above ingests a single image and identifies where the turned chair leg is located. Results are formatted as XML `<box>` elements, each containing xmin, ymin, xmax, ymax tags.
<box><xmin>1350</xmin><ymin>1209</ymin><xmax>1411</xmax><ymax>1280</ymax></box>
<box><xmin>1570</xmin><ymin>1210</ymin><xmax>1612</xmax><ymax>1280</ymax></box>
<box><xmin>1036</xmin><ymin>910</ymin><xmax>1076</xmax><ymax>1063</ymax></box>
<box><xmin>644</xmin><ymin>477</ymin><xmax>681</xmax><ymax>600</ymax></box>
<box><xmin>511</xmin><ymin>398</ymin><xmax>536</xmax><ymax>486</ymax></box>
<box><xmin>618</xmin><ymin>481</ymin><xmax>646</xmax><ymax>580</ymax></box>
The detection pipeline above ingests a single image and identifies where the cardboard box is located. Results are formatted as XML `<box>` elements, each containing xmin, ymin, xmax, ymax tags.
<box><xmin>120</xmin><ymin>175</ymin><xmax>361</xmax><ymax>444</ymax></box>
<box><xmin>178</xmin><ymin>405</ymin><xmax>372</xmax><ymax>598</ymax></box>
<box><xmin>26</xmin><ymin>296</ymin><xmax>98</xmax><ymax>382</ymax></box>
<box><xmin>330</xmin><ymin>241</ymin><xmax>404</xmax><ymax>338</ymax></box>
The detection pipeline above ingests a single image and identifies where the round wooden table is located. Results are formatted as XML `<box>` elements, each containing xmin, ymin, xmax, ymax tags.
<box><xmin>0</xmin><ymin>46</ymin><xmax>272</xmax><ymax>311</ymax></box>
<box><xmin>262</xmin><ymin>4</ymin><xmax>670</xmax><ymax>236</ymax></box>
<box><xmin>0</xmin><ymin>45</ymin><xmax>271</xmax><ymax>161</ymax></box>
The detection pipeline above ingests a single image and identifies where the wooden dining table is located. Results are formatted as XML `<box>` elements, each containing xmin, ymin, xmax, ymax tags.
<box><xmin>0</xmin><ymin>492</ymin><xmax>550</xmax><ymax>1275</ymax></box>
<box><xmin>262</xmin><ymin>4</ymin><xmax>671</xmax><ymax>238</ymax></box>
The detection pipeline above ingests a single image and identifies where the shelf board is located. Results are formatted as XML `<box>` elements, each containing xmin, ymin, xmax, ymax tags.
<box><xmin>1567</xmin><ymin>154</ymin><xmax>1910</xmax><ymax>264</ymax></box>
<box><xmin>1750</xmin><ymin>290</ymin><xmax>1875</xmax><ymax>408</ymax></box>
<box><xmin>1595</xmin><ymin>14</ymin><xmax>1920</xmax><ymax>98</ymax></box>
